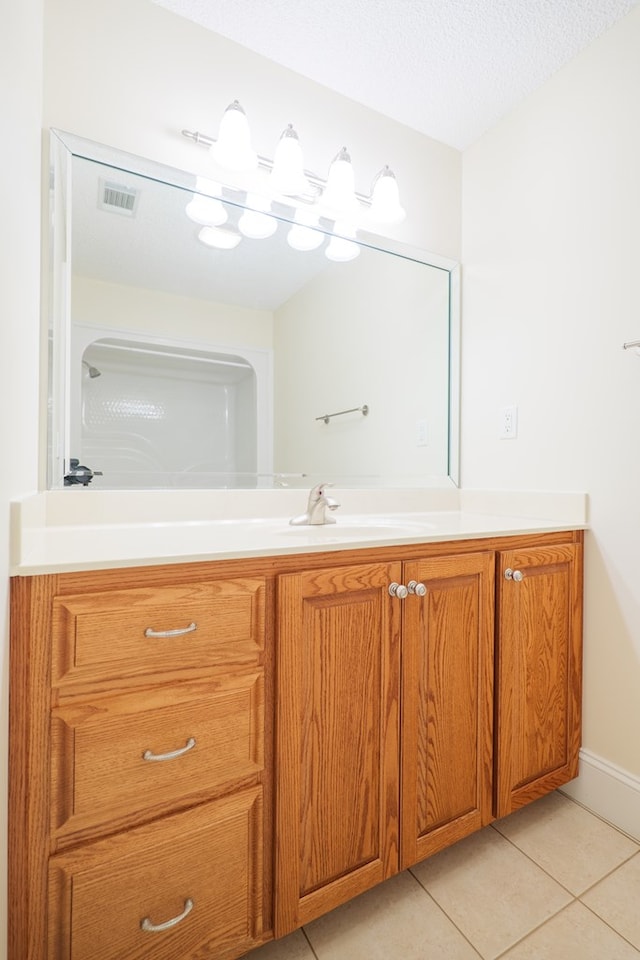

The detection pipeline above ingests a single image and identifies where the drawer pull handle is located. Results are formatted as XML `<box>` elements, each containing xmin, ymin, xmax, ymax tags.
<box><xmin>142</xmin><ymin>737</ymin><xmax>196</xmax><ymax>762</ymax></box>
<box><xmin>141</xmin><ymin>897</ymin><xmax>194</xmax><ymax>933</ymax></box>
<box><xmin>144</xmin><ymin>622</ymin><xmax>197</xmax><ymax>639</ymax></box>
<box><xmin>504</xmin><ymin>568</ymin><xmax>524</xmax><ymax>582</ymax></box>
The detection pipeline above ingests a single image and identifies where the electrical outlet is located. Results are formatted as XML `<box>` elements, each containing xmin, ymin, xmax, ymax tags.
<box><xmin>416</xmin><ymin>419</ymin><xmax>428</xmax><ymax>446</ymax></box>
<box><xmin>500</xmin><ymin>405</ymin><xmax>518</xmax><ymax>439</ymax></box>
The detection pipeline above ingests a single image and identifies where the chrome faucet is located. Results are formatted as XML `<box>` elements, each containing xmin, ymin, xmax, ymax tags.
<box><xmin>289</xmin><ymin>482</ymin><xmax>340</xmax><ymax>526</ymax></box>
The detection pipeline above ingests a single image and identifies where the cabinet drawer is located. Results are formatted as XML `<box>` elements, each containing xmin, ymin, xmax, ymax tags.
<box><xmin>52</xmin><ymin>579</ymin><xmax>265</xmax><ymax>688</ymax></box>
<box><xmin>48</xmin><ymin>788</ymin><xmax>263</xmax><ymax>960</ymax></box>
<box><xmin>52</xmin><ymin>673</ymin><xmax>264</xmax><ymax>841</ymax></box>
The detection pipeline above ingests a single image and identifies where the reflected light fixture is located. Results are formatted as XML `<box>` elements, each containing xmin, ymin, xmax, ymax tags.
<box><xmin>287</xmin><ymin>206</ymin><xmax>325</xmax><ymax>252</ymax></box>
<box><xmin>210</xmin><ymin>100</ymin><xmax>258</xmax><ymax>172</ymax></box>
<box><xmin>185</xmin><ymin>177</ymin><xmax>228</xmax><ymax>226</ymax></box>
<box><xmin>238</xmin><ymin>195</ymin><xmax>279</xmax><ymax>239</ymax></box>
<box><xmin>198</xmin><ymin>225</ymin><xmax>242</xmax><ymax>249</ymax></box>
<box><xmin>325</xmin><ymin>223</ymin><xmax>360</xmax><ymax>262</ymax></box>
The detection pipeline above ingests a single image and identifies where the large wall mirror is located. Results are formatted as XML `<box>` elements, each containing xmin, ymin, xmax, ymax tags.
<box><xmin>48</xmin><ymin>129</ymin><xmax>460</xmax><ymax>491</ymax></box>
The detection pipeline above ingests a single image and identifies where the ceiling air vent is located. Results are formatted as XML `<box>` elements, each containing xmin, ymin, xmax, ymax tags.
<box><xmin>99</xmin><ymin>179</ymin><xmax>139</xmax><ymax>217</ymax></box>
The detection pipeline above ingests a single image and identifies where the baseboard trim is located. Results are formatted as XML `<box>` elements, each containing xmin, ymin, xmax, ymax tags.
<box><xmin>560</xmin><ymin>749</ymin><xmax>640</xmax><ymax>842</ymax></box>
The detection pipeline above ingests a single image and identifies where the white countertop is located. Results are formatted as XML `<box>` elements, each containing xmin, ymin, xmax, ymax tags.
<box><xmin>10</xmin><ymin>488</ymin><xmax>588</xmax><ymax>576</ymax></box>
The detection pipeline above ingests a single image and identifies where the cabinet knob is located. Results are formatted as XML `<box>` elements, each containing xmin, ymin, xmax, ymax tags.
<box><xmin>504</xmin><ymin>568</ymin><xmax>524</xmax><ymax>582</ymax></box>
<box><xmin>407</xmin><ymin>580</ymin><xmax>427</xmax><ymax>597</ymax></box>
<box><xmin>388</xmin><ymin>582</ymin><xmax>408</xmax><ymax>599</ymax></box>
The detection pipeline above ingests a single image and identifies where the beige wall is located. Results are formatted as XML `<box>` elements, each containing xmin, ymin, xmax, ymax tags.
<box><xmin>461</xmin><ymin>8</ymin><xmax>640</xmax><ymax>778</ymax></box>
<box><xmin>1</xmin><ymin>2</ymin><xmax>43</xmax><ymax>956</ymax></box>
<box><xmin>72</xmin><ymin>277</ymin><xmax>274</xmax><ymax>349</ymax></box>
<box><xmin>274</xmin><ymin>252</ymin><xmax>450</xmax><ymax>481</ymax></box>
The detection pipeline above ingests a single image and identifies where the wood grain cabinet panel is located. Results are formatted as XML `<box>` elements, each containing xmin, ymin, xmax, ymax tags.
<box><xmin>51</xmin><ymin>672</ymin><xmax>264</xmax><ymax>843</ymax></box>
<box><xmin>52</xmin><ymin>578</ymin><xmax>265</xmax><ymax>689</ymax></box>
<box><xmin>275</xmin><ymin>561</ymin><xmax>402</xmax><ymax>935</ymax></box>
<box><xmin>401</xmin><ymin>552</ymin><xmax>495</xmax><ymax>867</ymax></box>
<box><xmin>48</xmin><ymin>789</ymin><xmax>263</xmax><ymax>960</ymax></box>
<box><xmin>495</xmin><ymin>542</ymin><xmax>583</xmax><ymax>816</ymax></box>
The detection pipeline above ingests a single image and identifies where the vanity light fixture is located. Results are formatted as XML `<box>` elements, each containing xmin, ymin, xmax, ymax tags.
<box><xmin>368</xmin><ymin>165</ymin><xmax>406</xmax><ymax>225</ymax></box>
<box><xmin>321</xmin><ymin>148</ymin><xmax>360</xmax><ymax>217</ymax></box>
<box><xmin>209</xmin><ymin>100</ymin><xmax>258</xmax><ymax>172</ymax></box>
<box><xmin>182</xmin><ymin>99</ymin><xmax>406</xmax><ymax>228</ymax></box>
<box><xmin>270</xmin><ymin>124</ymin><xmax>310</xmax><ymax>196</ymax></box>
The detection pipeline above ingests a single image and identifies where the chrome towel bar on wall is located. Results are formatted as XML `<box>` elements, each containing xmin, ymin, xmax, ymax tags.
<box><xmin>316</xmin><ymin>404</ymin><xmax>369</xmax><ymax>424</ymax></box>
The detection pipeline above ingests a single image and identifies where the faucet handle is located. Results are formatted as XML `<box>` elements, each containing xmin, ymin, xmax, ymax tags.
<box><xmin>310</xmin><ymin>481</ymin><xmax>333</xmax><ymax>499</ymax></box>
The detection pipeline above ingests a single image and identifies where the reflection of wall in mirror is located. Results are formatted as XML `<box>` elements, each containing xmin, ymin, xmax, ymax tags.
<box><xmin>274</xmin><ymin>250</ymin><xmax>450</xmax><ymax>483</ymax></box>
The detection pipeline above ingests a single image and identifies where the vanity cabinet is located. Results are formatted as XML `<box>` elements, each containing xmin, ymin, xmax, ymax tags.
<box><xmin>9</xmin><ymin>529</ymin><xmax>583</xmax><ymax>960</ymax></box>
<box><xmin>274</xmin><ymin>550</ymin><xmax>496</xmax><ymax>935</ymax></box>
<box><xmin>10</xmin><ymin>572</ymin><xmax>268</xmax><ymax>960</ymax></box>
<box><xmin>495</xmin><ymin>542</ymin><xmax>583</xmax><ymax>816</ymax></box>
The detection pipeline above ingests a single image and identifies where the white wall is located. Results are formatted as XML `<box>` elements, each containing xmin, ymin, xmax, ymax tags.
<box><xmin>0</xmin><ymin>2</ymin><xmax>43</xmax><ymax>956</ymax></box>
<box><xmin>462</xmin><ymin>6</ymin><xmax>640</xmax><ymax>798</ymax></box>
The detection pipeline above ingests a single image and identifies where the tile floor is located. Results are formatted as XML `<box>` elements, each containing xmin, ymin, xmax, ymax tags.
<box><xmin>242</xmin><ymin>791</ymin><xmax>640</xmax><ymax>960</ymax></box>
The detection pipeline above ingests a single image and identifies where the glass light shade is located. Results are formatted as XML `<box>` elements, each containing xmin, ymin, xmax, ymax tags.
<box><xmin>325</xmin><ymin>225</ymin><xmax>360</xmax><ymax>262</ymax></box>
<box><xmin>322</xmin><ymin>147</ymin><xmax>360</xmax><ymax>216</ymax></box>
<box><xmin>368</xmin><ymin>165</ymin><xmax>406</xmax><ymax>224</ymax></box>
<box><xmin>287</xmin><ymin>205</ymin><xmax>324</xmax><ymax>251</ymax></box>
<box><xmin>270</xmin><ymin>124</ymin><xmax>310</xmax><ymax>195</ymax></box>
<box><xmin>197</xmin><ymin>225</ymin><xmax>242</xmax><ymax>249</ymax></box>
<box><xmin>238</xmin><ymin>195</ymin><xmax>278</xmax><ymax>240</ymax></box>
<box><xmin>185</xmin><ymin>178</ymin><xmax>228</xmax><ymax>226</ymax></box>
<box><xmin>325</xmin><ymin>237</ymin><xmax>360</xmax><ymax>262</ymax></box>
<box><xmin>210</xmin><ymin>100</ymin><xmax>258</xmax><ymax>172</ymax></box>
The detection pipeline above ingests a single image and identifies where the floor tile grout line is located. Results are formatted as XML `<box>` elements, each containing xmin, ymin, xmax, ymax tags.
<box><xmin>407</xmin><ymin>867</ymin><xmax>486</xmax><ymax>959</ymax></box>
<box><xmin>301</xmin><ymin>925</ymin><xmax>321</xmax><ymax>960</ymax></box>
<box><xmin>491</xmin><ymin>899</ymin><xmax>579</xmax><ymax>960</ymax></box>
<box><xmin>489</xmin><ymin>820</ymin><xmax>638</xmax><ymax>899</ymax></box>
<box><xmin>577</xmin><ymin>847</ymin><xmax>640</xmax><ymax>898</ymax></box>
<box><xmin>557</xmin><ymin>793</ymin><xmax>640</xmax><ymax>847</ymax></box>
<box><xmin>578</xmin><ymin>897</ymin><xmax>640</xmax><ymax>955</ymax></box>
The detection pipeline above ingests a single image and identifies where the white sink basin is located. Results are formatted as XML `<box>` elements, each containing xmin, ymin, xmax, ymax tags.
<box><xmin>282</xmin><ymin>517</ymin><xmax>435</xmax><ymax>538</ymax></box>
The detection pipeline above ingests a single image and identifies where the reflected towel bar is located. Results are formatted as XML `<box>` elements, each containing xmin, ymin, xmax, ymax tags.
<box><xmin>316</xmin><ymin>404</ymin><xmax>369</xmax><ymax>424</ymax></box>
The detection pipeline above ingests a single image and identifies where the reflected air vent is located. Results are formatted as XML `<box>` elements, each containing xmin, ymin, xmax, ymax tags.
<box><xmin>99</xmin><ymin>179</ymin><xmax>139</xmax><ymax>216</ymax></box>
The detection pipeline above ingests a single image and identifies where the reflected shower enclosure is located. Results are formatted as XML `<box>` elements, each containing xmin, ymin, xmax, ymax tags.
<box><xmin>73</xmin><ymin>335</ymin><xmax>271</xmax><ymax>488</ymax></box>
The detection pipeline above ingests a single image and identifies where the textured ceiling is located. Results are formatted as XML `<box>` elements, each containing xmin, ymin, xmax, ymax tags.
<box><xmin>153</xmin><ymin>0</ymin><xmax>639</xmax><ymax>149</ymax></box>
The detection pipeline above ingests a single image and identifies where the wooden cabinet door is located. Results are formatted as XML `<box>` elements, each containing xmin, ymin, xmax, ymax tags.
<box><xmin>496</xmin><ymin>542</ymin><xmax>583</xmax><ymax>817</ymax></box>
<box><xmin>275</xmin><ymin>561</ymin><xmax>402</xmax><ymax>936</ymax></box>
<box><xmin>400</xmin><ymin>552</ymin><xmax>495</xmax><ymax>869</ymax></box>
